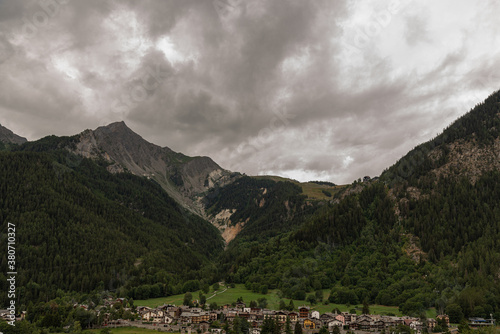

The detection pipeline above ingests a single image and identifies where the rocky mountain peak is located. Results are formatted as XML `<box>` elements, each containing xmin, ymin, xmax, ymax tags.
<box><xmin>72</xmin><ymin>121</ymin><xmax>239</xmax><ymax>216</ymax></box>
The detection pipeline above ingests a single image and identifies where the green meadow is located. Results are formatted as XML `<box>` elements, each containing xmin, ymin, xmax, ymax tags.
<box><xmin>83</xmin><ymin>327</ymin><xmax>180</xmax><ymax>334</ymax></box>
<box><xmin>135</xmin><ymin>284</ymin><xmax>437</xmax><ymax>318</ymax></box>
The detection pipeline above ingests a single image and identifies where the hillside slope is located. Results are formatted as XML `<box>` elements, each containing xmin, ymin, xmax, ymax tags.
<box><xmin>0</xmin><ymin>147</ymin><xmax>224</xmax><ymax>306</ymax></box>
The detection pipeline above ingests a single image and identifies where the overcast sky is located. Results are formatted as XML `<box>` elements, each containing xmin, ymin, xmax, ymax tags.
<box><xmin>0</xmin><ymin>0</ymin><xmax>499</xmax><ymax>184</ymax></box>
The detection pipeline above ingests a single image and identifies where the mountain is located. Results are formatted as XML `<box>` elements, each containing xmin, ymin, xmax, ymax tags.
<box><xmin>72</xmin><ymin>121</ymin><xmax>239</xmax><ymax>215</ymax></box>
<box><xmin>2</xmin><ymin>91</ymin><xmax>500</xmax><ymax>325</ymax></box>
<box><xmin>0</xmin><ymin>124</ymin><xmax>27</xmax><ymax>145</ymax></box>
<box><xmin>216</xmin><ymin>90</ymin><xmax>500</xmax><ymax>321</ymax></box>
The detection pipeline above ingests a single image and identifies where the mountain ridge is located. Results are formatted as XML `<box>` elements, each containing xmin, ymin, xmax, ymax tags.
<box><xmin>72</xmin><ymin>121</ymin><xmax>239</xmax><ymax>216</ymax></box>
<box><xmin>0</xmin><ymin>123</ymin><xmax>27</xmax><ymax>145</ymax></box>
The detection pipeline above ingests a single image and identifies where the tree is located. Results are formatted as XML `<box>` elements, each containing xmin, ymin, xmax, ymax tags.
<box><xmin>279</xmin><ymin>300</ymin><xmax>287</xmax><ymax>310</ymax></box>
<box><xmin>457</xmin><ymin>319</ymin><xmax>471</xmax><ymax>334</ymax></box>
<box><xmin>213</xmin><ymin>283</ymin><xmax>220</xmax><ymax>291</ymax></box>
<box><xmin>294</xmin><ymin>321</ymin><xmax>303</xmax><ymax>334</ymax></box>
<box><xmin>319</xmin><ymin>326</ymin><xmax>329</xmax><ymax>334</ymax></box>
<box><xmin>250</xmin><ymin>300</ymin><xmax>257</xmax><ymax>308</ymax></box>
<box><xmin>288</xmin><ymin>299</ymin><xmax>295</xmax><ymax>311</ymax></box>
<box><xmin>258</xmin><ymin>297</ymin><xmax>268</xmax><ymax>309</ymax></box>
<box><xmin>446</xmin><ymin>304</ymin><xmax>464</xmax><ymax>323</ymax></box>
<box><xmin>210</xmin><ymin>302</ymin><xmax>218</xmax><ymax>311</ymax></box>
<box><xmin>307</xmin><ymin>294</ymin><xmax>317</xmax><ymax>305</ymax></box>
<box><xmin>315</xmin><ymin>290</ymin><xmax>323</xmax><ymax>302</ymax></box>
<box><xmin>200</xmin><ymin>294</ymin><xmax>207</xmax><ymax>305</ymax></box>
<box><xmin>362</xmin><ymin>299</ymin><xmax>370</xmax><ymax>314</ymax></box>
<box><xmin>261</xmin><ymin>285</ymin><xmax>269</xmax><ymax>295</ymax></box>
<box><xmin>202</xmin><ymin>283</ymin><xmax>210</xmax><ymax>294</ymax></box>
<box><xmin>332</xmin><ymin>326</ymin><xmax>341</xmax><ymax>334</ymax></box>
<box><xmin>183</xmin><ymin>292</ymin><xmax>193</xmax><ymax>306</ymax></box>
<box><xmin>285</xmin><ymin>316</ymin><xmax>292</xmax><ymax>334</ymax></box>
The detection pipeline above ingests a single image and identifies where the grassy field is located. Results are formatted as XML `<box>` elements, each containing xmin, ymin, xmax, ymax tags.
<box><xmin>83</xmin><ymin>327</ymin><xmax>179</xmax><ymax>333</ymax></box>
<box><xmin>135</xmin><ymin>284</ymin><xmax>436</xmax><ymax>317</ymax></box>
<box><xmin>251</xmin><ymin>175</ymin><xmax>346</xmax><ymax>200</ymax></box>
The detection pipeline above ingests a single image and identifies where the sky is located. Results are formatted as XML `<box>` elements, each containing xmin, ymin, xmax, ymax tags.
<box><xmin>0</xmin><ymin>0</ymin><xmax>499</xmax><ymax>184</ymax></box>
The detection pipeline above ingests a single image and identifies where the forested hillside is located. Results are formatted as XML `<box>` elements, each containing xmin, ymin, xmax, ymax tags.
<box><xmin>0</xmin><ymin>147</ymin><xmax>224</xmax><ymax>307</ymax></box>
<box><xmin>215</xmin><ymin>91</ymin><xmax>500</xmax><ymax>321</ymax></box>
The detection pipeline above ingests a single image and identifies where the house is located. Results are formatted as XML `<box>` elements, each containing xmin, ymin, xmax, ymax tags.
<box><xmin>410</xmin><ymin>321</ymin><xmax>423</xmax><ymax>332</ymax></box>
<box><xmin>350</xmin><ymin>315</ymin><xmax>372</xmax><ymax>331</ymax></box>
<box><xmin>334</xmin><ymin>314</ymin><xmax>345</xmax><ymax>325</ymax></box>
<box><xmin>437</xmin><ymin>314</ymin><xmax>450</xmax><ymax>326</ymax></box>
<box><xmin>320</xmin><ymin>313</ymin><xmax>335</xmax><ymax>323</ymax></box>
<box><xmin>235</xmin><ymin>302</ymin><xmax>246</xmax><ymax>309</ymax></box>
<box><xmin>427</xmin><ymin>318</ymin><xmax>437</xmax><ymax>330</ymax></box>
<box><xmin>252</xmin><ymin>328</ymin><xmax>262</xmax><ymax>334</ymax></box>
<box><xmin>210</xmin><ymin>329</ymin><xmax>225</xmax><ymax>334</ymax></box>
<box><xmin>303</xmin><ymin>319</ymin><xmax>317</xmax><ymax>330</ymax></box>
<box><xmin>373</xmin><ymin>319</ymin><xmax>385</xmax><ymax>331</ymax></box>
<box><xmin>276</xmin><ymin>311</ymin><xmax>288</xmax><ymax>324</ymax></box>
<box><xmin>199</xmin><ymin>321</ymin><xmax>210</xmax><ymax>333</ymax></box>
<box><xmin>327</xmin><ymin>319</ymin><xmax>344</xmax><ymax>331</ymax></box>
<box><xmin>299</xmin><ymin>306</ymin><xmax>310</xmax><ymax>319</ymax></box>
<box><xmin>288</xmin><ymin>312</ymin><xmax>299</xmax><ymax>322</ymax></box>
<box><xmin>311</xmin><ymin>310</ymin><xmax>320</xmax><ymax>320</ymax></box>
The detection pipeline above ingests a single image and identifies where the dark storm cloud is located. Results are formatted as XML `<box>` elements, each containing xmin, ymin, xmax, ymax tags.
<box><xmin>0</xmin><ymin>0</ymin><xmax>499</xmax><ymax>183</ymax></box>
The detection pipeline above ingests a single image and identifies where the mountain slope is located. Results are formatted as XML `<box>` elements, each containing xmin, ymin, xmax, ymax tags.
<box><xmin>0</xmin><ymin>124</ymin><xmax>27</xmax><ymax>146</ymax></box>
<box><xmin>0</xmin><ymin>147</ymin><xmax>224</xmax><ymax>306</ymax></box>
<box><xmin>72</xmin><ymin>121</ymin><xmax>238</xmax><ymax>215</ymax></box>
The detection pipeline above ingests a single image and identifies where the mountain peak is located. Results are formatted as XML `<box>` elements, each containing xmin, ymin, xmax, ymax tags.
<box><xmin>0</xmin><ymin>124</ymin><xmax>28</xmax><ymax>145</ymax></box>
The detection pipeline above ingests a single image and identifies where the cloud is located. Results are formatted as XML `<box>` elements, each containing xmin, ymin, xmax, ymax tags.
<box><xmin>0</xmin><ymin>0</ymin><xmax>499</xmax><ymax>183</ymax></box>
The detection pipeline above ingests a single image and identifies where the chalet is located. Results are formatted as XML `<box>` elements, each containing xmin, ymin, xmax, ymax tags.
<box><xmin>372</xmin><ymin>319</ymin><xmax>385</xmax><ymax>331</ymax></box>
<box><xmin>310</xmin><ymin>310</ymin><xmax>320</xmax><ymax>320</ymax></box>
<box><xmin>427</xmin><ymin>318</ymin><xmax>437</xmax><ymax>330</ymax></box>
<box><xmin>334</xmin><ymin>313</ymin><xmax>345</xmax><ymax>325</ymax></box>
<box><xmin>276</xmin><ymin>311</ymin><xmax>288</xmax><ymax>324</ymax></box>
<box><xmin>350</xmin><ymin>315</ymin><xmax>372</xmax><ymax>331</ymax></box>
<box><xmin>303</xmin><ymin>319</ymin><xmax>317</xmax><ymax>330</ymax></box>
<box><xmin>263</xmin><ymin>310</ymin><xmax>276</xmax><ymax>319</ymax></box>
<box><xmin>288</xmin><ymin>312</ymin><xmax>299</xmax><ymax>322</ymax></box>
<box><xmin>320</xmin><ymin>313</ymin><xmax>335</xmax><ymax>323</ymax></box>
<box><xmin>409</xmin><ymin>321</ymin><xmax>423</xmax><ymax>332</ymax></box>
<box><xmin>252</xmin><ymin>328</ymin><xmax>262</xmax><ymax>334</ymax></box>
<box><xmin>327</xmin><ymin>319</ymin><xmax>343</xmax><ymax>331</ymax></box>
<box><xmin>235</xmin><ymin>302</ymin><xmax>246</xmax><ymax>309</ymax></box>
<box><xmin>437</xmin><ymin>314</ymin><xmax>450</xmax><ymax>326</ymax></box>
<box><xmin>340</xmin><ymin>312</ymin><xmax>355</xmax><ymax>324</ymax></box>
<box><xmin>299</xmin><ymin>306</ymin><xmax>310</xmax><ymax>319</ymax></box>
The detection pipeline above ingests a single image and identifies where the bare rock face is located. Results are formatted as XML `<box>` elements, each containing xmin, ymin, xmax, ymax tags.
<box><xmin>71</xmin><ymin>121</ymin><xmax>239</xmax><ymax>216</ymax></box>
<box><xmin>0</xmin><ymin>124</ymin><xmax>27</xmax><ymax>144</ymax></box>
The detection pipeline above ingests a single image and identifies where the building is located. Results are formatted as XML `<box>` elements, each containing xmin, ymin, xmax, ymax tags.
<box><xmin>469</xmin><ymin>316</ymin><xmax>496</xmax><ymax>327</ymax></box>
<box><xmin>299</xmin><ymin>306</ymin><xmax>310</xmax><ymax>319</ymax></box>
<box><xmin>437</xmin><ymin>314</ymin><xmax>450</xmax><ymax>326</ymax></box>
